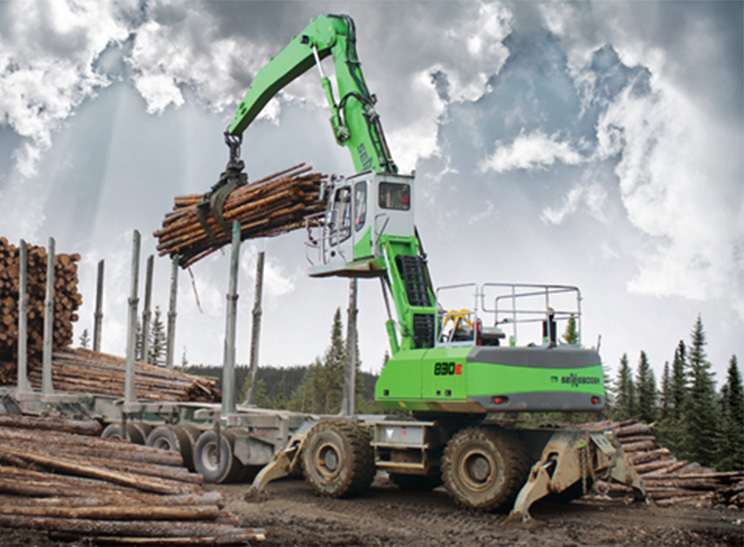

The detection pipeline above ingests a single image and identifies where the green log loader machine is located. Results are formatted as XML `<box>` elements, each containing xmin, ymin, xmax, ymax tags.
<box><xmin>204</xmin><ymin>14</ymin><xmax>644</xmax><ymax>520</ymax></box>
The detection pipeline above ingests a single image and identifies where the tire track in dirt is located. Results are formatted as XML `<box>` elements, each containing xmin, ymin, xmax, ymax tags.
<box><xmin>214</xmin><ymin>476</ymin><xmax>744</xmax><ymax>546</ymax></box>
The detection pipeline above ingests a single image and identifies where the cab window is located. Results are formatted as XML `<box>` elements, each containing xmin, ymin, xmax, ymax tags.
<box><xmin>330</xmin><ymin>186</ymin><xmax>351</xmax><ymax>245</ymax></box>
<box><xmin>379</xmin><ymin>182</ymin><xmax>410</xmax><ymax>211</ymax></box>
<box><xmin>354</xmin><ymin>181</ymin><xmax>367</xmax><ymax>232</ymax></box>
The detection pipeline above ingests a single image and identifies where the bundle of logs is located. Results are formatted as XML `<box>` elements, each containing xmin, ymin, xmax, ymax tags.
<box><xmin>582</xmin><ymin>420</ymin><xmax>744</xmax><ymax>508</ymax></box>
<box><xmin>0</xmin><ymin>237</ymin><xmax>82</xmax><ymax>363</ymax></box>
<box><xmin>0</xmin><ymin>348</ymin><xmax>220</xmax><ymax>403</ymax></box>
<box><xmin>0</xmin><ymin>415</ymin><xmax>265</xmax><ymax>545</ymax></box>
<box><xmin>155</xmin><ymin>163</ymin><xmax>327</xmax><ymax>267</ymax></box>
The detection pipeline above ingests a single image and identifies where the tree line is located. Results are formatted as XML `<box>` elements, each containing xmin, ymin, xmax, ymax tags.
<box><xmin>608</xmin><ymin>316</ymin><xmax>743</xmax><ymax>471</ymax></box>
<box><xmin>187</xmin><ymin>308</ymin><xmax>382</xmax><ymax>414</ymax></box>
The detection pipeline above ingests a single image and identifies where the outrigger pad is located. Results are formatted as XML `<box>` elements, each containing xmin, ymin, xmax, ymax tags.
<box><xmin>504</xmin><ymin>430</ymin><xmax>646</xmax><ymax>524</ymax></box>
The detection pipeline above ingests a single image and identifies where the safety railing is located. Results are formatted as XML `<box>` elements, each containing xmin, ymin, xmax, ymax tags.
<box><xmin>434</xmin><ymin>283</ymin><xmax>583</xmax><ymax>348</ymax></box>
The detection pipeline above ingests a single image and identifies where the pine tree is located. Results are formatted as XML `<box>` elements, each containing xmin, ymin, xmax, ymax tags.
<box><xmin>659</xmin><ymin>361</ymin><xmax>671</xmax><ymax>419</ymax></box>
<box><xmin>561</xmin><ymin>314</ymin><xmax>580</xmax><ymax>345</ymax></box>
<box><xmin>613</xmin><ymin>354</ymin><xmax>636</xmax><ymax>420</ymax></box>
<box><xmin>148</xmin><ymin>306</ymin><xmax>167</xmax><ymax>367</ymax></box>
<box><xmin>656</xmin><ymin>342</ymin><xmax>689</xmax><ymax>455</ymax></box>
<box><xmin>322</xmin><ymin>308</ymin><xmax>346</xmax><ymax>413</ymax></box>
<box><xmin>274</xmin><ymin>376</ymin><xmax>288</xmax><ymax>410</ymax></box>
<box><xmin>680</xmin><ymin>316</ymin><xmax>721</xmax><ymax>467</ymax></box>
<box><xmin>79</xmin><ymin>329</ymin><xmax>90</xmax><ymax>349</ymax></box>
<box><xmin>636</xmin><ymin>351</ymin><xmax>657</xmax><ymax>423</ymax></box>
<box><xmin>671</xmin><ymin>340</ymin><xmax>687</xmax><ymax>418</ymax></box>
<box><xmin>719</xmin><ymin>355</ymin><xmax>743</xmax><ymax>471</ymax></box>
<box><xmin>253</xmin><ymin>378</ymin><xmax>272</xmax><ymax>408</ymax></box>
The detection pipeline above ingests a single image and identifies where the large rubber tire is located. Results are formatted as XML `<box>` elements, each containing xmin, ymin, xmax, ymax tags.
<box><xmin>193</xmin><ymin>429</ymin><xmax>245</xmax><ymax>484</ymax></box>
<box><xmin>302</xmin><ymin>420</ymin><xmax>375</xmax><ymax>498</ymax></box>
<box><xmin>102</xmin><ymin>423</ymin><xmax>147</xmax><ymax>444</ymax></box>
<box><xmin>390</xmin><ymin>471</ymin><xmax>443</xmax><ymax>491</ymax></box>
<box><xmin>130</xmin><ymin>423</ymin><xmax>153</xmax><ymax>445</ymax></box>
<box><xmin>146</xmin><ymin>426</ymin><xmax>196</xmax><ymax>471</ymax></box>
<box><xmin>442</xmin><ymin>426</ymin><xmax>530</xmax><ymax>512</ymax></box>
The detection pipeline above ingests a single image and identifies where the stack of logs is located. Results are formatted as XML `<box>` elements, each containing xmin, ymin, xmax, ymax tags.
<box><xmin>0</xmin><ymin>414</ymin><xmax>264</xmax><ymax>544</ymax></box>
<box><xmin>0</xmin><ymin>238</ymin><xmax>82</xmax><ymax>362</ymax></box>
<box><xmin>583</xmin><ymin>420</ymin><xmax>744</xmax><ymax>508</ymax></box>
<box><xmin>155</xmin><ymin>163</ymin><xmax>327</xmax><ymax>267</ymax></box>
<box><xmin>0</xmin><ymin>348</ymin><xmax>220</xmax><ymax>403</ymax></box>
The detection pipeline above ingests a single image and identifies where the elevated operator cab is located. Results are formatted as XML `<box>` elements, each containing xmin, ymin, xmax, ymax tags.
<box><xmin>305</xmin><ymin>171</ymin><xmax>415</xmax><ymax>278</ymax></box>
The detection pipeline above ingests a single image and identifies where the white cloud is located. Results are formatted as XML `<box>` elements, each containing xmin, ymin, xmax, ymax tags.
<box><xmin>481</xmin><ymin>130</ymin><xmax>585</xmax><ymax>173</ymax></box>
<box><xmin>240</xmin><ymin>245</ymin><xmax>296</xmax><ymax>298</ymax></box>
<box><xmin>596</xmin><ymin>76</ymin><xmax>742</xmax><ymax>304</ymax></box>
<box><xmin>126</xmin><ymin>3</ymin><xmax>274</xmax><ymax>117</ymax></box>
<box><xmin>0</xmin><ymin>0</ymin><xmax>135</xmax><ymax>176</ymax></box>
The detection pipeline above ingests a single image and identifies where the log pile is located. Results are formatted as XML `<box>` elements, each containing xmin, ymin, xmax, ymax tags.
<box><xmin>155</xmin><ymin>163</ymin><xmax>327</xmax><ymax>267</ymax></box>
<box><xmin>0</xmin><ymin>414</ymin><xmax>265</xmax><ymax>545</ymax></box>
<box><xmin>0</xmin><ymin>348</ymin><xmax>220</xmax><ymax>403</ymax></box>
<box><xmin>0</xmin><ymin>238</ymin><xmax>82</xmax><ymax>363</ymax></box>
<box><xmin>582</xmin><ymin>420</ymin><xmax>744</xmax><ymax>508</ymax></box>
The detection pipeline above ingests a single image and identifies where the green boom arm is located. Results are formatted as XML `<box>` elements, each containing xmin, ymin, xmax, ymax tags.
<box><xmin>228</xmin><ymin>14</ymin><xmax>397</xmax><ymax>175</ymax></box>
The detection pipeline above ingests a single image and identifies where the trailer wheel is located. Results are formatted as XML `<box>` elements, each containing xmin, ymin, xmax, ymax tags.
<box><xmin>302</xmin><ymin>420</ymin><xmax>374</xmax><ymax>498</ymax></box>
<box><xmin>130</xmin><ymin>423</ymin><xmax>153</xmax><ymax>445</ymax></box>
<box><xmin>146</xmin><ymin>426</ymin><xmax>196</xmax><ymax>471</ymax></box>
<box><xmin>193</xmin><ymin>429</ymin><xmax>245</xmax><ymax>483</ymax></box>
<box><xmin>389</xmin><ymin>472</ymin><xmax>443</xmax><ymax>491</ymax></box>
<box><xmin>102</xmin><ymin>423</ymin><xmax>147</xmax><ymax>444</ymax></box>
<box><xmin>442</xmin><ymin>426</ymin><xmax>529</xmax><ymax>512</ymax></box>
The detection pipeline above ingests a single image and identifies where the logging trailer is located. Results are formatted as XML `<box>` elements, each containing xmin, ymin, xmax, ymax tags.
<box><xmin>0</xmin><ymin>14</ymin><xmax>646</xmax><ymax>521</ymax></box>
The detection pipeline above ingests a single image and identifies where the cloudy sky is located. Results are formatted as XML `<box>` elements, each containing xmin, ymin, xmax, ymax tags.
<box><xmin>0</xmin><ymin>0</ymin><xmax>741</xmax><ymax>390</ymax></box>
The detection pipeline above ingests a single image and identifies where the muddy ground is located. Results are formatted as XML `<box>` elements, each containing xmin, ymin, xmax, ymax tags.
<box><xmin>2</xmin><ymin>475</ymin><xmax>742</xmax><ymax>546</ymax></box>
<box><xmin>223</xmin><ymin>475</ymin><xmax>743</xmax><ymax>546</ymax></box>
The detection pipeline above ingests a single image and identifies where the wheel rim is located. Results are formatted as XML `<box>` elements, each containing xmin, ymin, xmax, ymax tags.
<box><xmin>201</xmin><ymin>441</ymin><xmax>219</xmax><ymax>473</ymax></box>
<box><xmin>152</xmin><ymin>437</ymin><xmax>172</xmax><ymax>451</ymax></box>
<box><xmin>315</xmin><ymin>441</ymin><xmax>341</xmax><ymax>479</ymax></box>
<box><xmin>458</xmin><ymin>447</ymin><xmax>498</xmax><ymax>492</ymax></box>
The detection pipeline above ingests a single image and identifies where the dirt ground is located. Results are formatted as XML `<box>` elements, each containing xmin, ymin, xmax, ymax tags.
<box><xmin>1</xmin><ymin>475</ymin><xmax>742</xmax><ymax>546</ymax></box>
<box><xmin>221</xmin><ymin>475</ymin><xmax>744</xmax><ymax>546</ymax></box>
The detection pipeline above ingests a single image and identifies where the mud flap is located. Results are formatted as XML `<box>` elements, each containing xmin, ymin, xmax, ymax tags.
<box><xmin>505</xmin><ymin>430</ymin><xmax>646</xmax><ymax>523</ymax></box>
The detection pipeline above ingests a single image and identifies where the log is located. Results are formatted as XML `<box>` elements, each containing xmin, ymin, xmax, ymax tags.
<box><xmin>0</xmin><ymin>415</ymin><xmax>101</xmax><ymax>436</ymax></box>
<box><xmin>629</xmin><ymin>448</ymin><xmax>671</xmax><ymax>466</ymax></box>
<box><xmin>0</xmin><ymin>491</ymin><xmax>225</xmax><ymax>509</ymax></box>
<box><xmin>613</xmin><ymin>422</ymin><xmax>656</xmax><ymax>437</ymax></box>
<box><xmin>0</xmin><ymin>505</ymin><xmax>220</xmax><ymax>521</ymax></box>
<box><xmin>619</xmin><ymin>440</ymin><xmax>656</xmax><ymax>453</ymax></box>
<box><xmin>154</xmin><ymin>163</ymin><xmax>327</xmax><ymax>267</ymax></box>
<box><xmin>0</xmin><ymin>419</ymin><xmax>266</xmax><ymax>542</ymax></box>
<box><xmin>0</xmin><ymin>515</ymin><xmax>265</xmax><ymax>540</ymax></box>
<box><xmin>633</xmin><ymin>458</ymin><xmax>677</xmax><ymax>475</ymax></box>
<box><xmin>52</xmin><ymin>531</ymin><xmax>267</xmax><ymax>545</ymax></box>
<box><xmin>0</xmin><ymin>447</ymin><xmax>196</xmax><ymax>494</ymax></box>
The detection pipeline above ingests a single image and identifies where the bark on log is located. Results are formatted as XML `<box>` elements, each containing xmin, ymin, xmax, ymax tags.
<box><xmin>0</xmin><ymin>415</ymin><xmax>101</xmax><ymax>436</ymax></box>
<box><xmin>0</xmin><ymin>491</ymin><xmax>225</xmax><ymax>509</ymax></box>
<box><xmin>629</xmin><ymin>448</ymin><xmax>671</xmax><ymax>466</ymax></box>
<box><xmin>613</xmin><ymin>422</ymin><xmax>656</xmax><ymax>438</ymax></box>
<box><xmin>0</xmin><ymin>515</ymin><xmax>264</xmax><ymax>539</ymax></box>
<box><xmin>619</xmin><ymin>440</ymin><xmax>656</xmax><ymax>453</ymax></box>
<box><xmin>0</xmin><ymin>505</ymin><xmax>220</xmax><ymax>521</ymax></box>
<box><xmin>154</xmin><ymin>163</ymin><xmax>327</xmax><ymax>267</ymax></box>
<box><xmin>0</xmin><ymin>447</ymin><xmax>196</xmax><ymax>494</ymax></box>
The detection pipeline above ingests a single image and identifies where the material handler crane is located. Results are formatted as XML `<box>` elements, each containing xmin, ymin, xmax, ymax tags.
<box><xmin>205</xmin><ymin>14</ymin><xmax>644</xmax><ymax>519</ymax></box>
